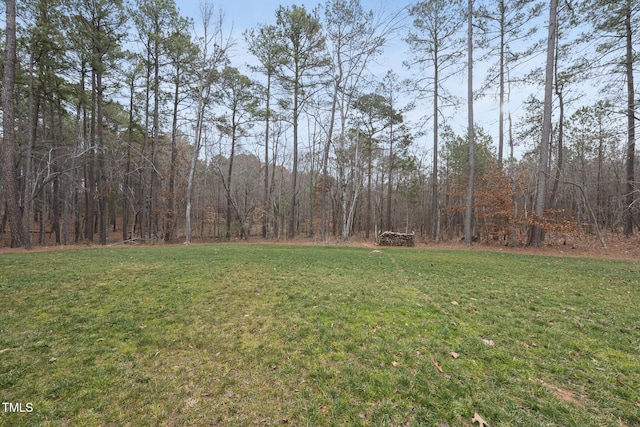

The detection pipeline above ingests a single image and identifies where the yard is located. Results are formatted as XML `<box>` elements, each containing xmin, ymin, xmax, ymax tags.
<box><xmin>1</xmin><ymin>244</ymin><xmax>638</xmax><ymax>426</ymax></box>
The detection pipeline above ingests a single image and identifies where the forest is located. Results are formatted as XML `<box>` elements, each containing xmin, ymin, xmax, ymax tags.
<box><xmin>1</xmin><ymin>0</ymin><xmax>638</xmax><ymax>248</ymax></box>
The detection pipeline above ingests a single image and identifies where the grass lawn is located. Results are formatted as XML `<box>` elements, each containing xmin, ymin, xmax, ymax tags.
<box><xmin>0</xmin><ymin>244</ymin><xmax>638</xmax><ymax>426</ymax></box>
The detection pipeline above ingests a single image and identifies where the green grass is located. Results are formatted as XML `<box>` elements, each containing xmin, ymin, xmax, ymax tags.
<box><xmin>1</xmin><ymin>244</ymin><xmax>638</xmax><ymax>426</ymax></box>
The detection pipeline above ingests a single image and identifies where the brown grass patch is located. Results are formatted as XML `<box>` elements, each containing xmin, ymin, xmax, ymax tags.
<box><xmin>539</xmin><ymin>380</ymin><xmax>585</xmax><ymax>408</ymax></box>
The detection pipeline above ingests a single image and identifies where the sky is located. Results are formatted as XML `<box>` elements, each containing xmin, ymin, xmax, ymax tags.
<box><xmin>178</xmin><ymin>0</ymin><xmax>410</xmax><ymax>36</ymax></box>
<box><xmin>178</xmin><ymin>0</ymin><xmax>413</xmax><ymax>70</ymax></box>
<box><xmin>174</xmin><ymin>0</ymin><xmax>548</xmax><ymax>158</ymax></box>
<box><xmin>178</xmin><ymin>1</ymin><xmax>435</xmax><ymax>132</ymax></box>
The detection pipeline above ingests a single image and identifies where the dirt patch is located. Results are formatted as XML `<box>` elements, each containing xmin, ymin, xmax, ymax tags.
<box><xmin>538</xmin><ymin>379</ymin><xmax>585</xmax><ymax>408</ymax></box>
<box><xmin>423</xmin><ymin>234</ymin><xmax>640</xmax><ymax>262</ymax></box>
<box><xmin>1</xmin><ymin>232</ymin><xmax>639</xmax><ymax>261</ymax></box>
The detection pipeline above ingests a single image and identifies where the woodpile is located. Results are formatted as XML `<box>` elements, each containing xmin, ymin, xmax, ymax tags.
<box><xmin>377</xmin><ymin>231</ymin><xmax>415</xmax><ymax>247</ymax></box>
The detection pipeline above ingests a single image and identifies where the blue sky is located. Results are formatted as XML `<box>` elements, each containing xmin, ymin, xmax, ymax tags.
<box><xmin>177</xmin><ymin>0</ymin><xmax>413</xmax><ymax>70</ymax></box>
<box><xmin>174</xmin><ymin>1</ymin><xmax>549</xmax><ymax>157</ymax></box>
<box><xmin>178</xmin><ymin>0</ymin><xmax>422</xmax><ymax>117</ymax></box>
<box><xmin>178</xmin><ymin>0</ymin><xmax>410</xmax><ymax>34</ymax></box>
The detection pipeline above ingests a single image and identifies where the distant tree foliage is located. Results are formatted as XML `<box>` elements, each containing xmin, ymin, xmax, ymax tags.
<box><xmin>0</xmin><ymin>0</ymin><xmax>637</xmax><ymax>247</ymax></box>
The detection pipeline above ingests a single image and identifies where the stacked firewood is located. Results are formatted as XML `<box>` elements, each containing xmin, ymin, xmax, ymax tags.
<box><xmin>377</xmin><ymin>231</ymin><xmax>415</xmax><ymax>247</ymax></box>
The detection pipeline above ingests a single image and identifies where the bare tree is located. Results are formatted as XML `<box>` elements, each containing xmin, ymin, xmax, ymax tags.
<box><xmin>165</xmin><ymin>14</ymin><xmax>197</xmax><ymax>242</ymax></box>
<box><xmin>274</xmin><ymin>5</ymin><xmax>329</xmax><ymax>239</ymax></box>
<box><xmin>406</xmin><ymin>0</ymin><xmax>465</xmax><ymax>242</ymax></box>
<box><xmin>320</xmin><ymin>0</ymin><xmax>398</xmax><ymax>241</ymax></box>
<box><xmin>476</xmin><ymin>0</ymin><xmax>542</xmax><ymax>168</ymax></box>
<box><xmin>245</xmin><ymin>24</ymin><xmax>286</xmax><ymax>239</ymax></box>
<box><xmin>580</xmin><ymin>0</ymin><xmax>638</xmax><ymax>235</ymax></box>
<box><xmin>353</xmin><ymin>81</ymin><xmax>402</xmax><ymax>237</ymax></box>
<box><xmin>214</xmin><ymin>66</ymin><xmax>257</xmax><ymax>240</ymax></box>
<box><xmin>185</xmin><ymin>4</ymin><xmax>231</xmax><ymax>244</ymax></box>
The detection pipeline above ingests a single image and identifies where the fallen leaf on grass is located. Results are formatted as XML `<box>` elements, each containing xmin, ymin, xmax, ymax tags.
<box><xmin>472</xmin><ymin>412</ymin><xmax>491</xmax><ymax>427</ymax></box>
<box><xmin>138</xmin><ymin>324</ymin><xmax>147</xmax><ymax>329</ymax></box>
<box><xmin>185</xmin><ymin>397</ymin><xmax>198</xmax><ymax>409</ymax></box>
<box><xmin>451</xmin><ymin>301</ymin><xmax>459</xmax><ymax>306</ymax></box>
<box><xmin>482</xmin><ymin>338</ymin><xmax>494</xmax><ymax>346</ymax></box>
<box><xmin>392</xmin><ymin>361</ymin><xmax>399</xmax><ymax>367</ymax></box>
<box><xmin>450</xmin><ymin>352</ymin><xmax>459</xmax><ymax>359</ymax></box>
<box><xmin>49</xmin><ymin>357</ymin><xmax>57</xmax><ymax>363</ymax></box>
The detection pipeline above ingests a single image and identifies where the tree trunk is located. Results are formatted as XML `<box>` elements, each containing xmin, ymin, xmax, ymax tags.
<box><xmin>549</xmin><ymin>84</ymin><xmax>564</xmax><ymax>208</ymax></box>
<box><xmin>226</xmin><ymin>124</ymin><xmax>237</xmax><ymax>240</ymax></box>
<box><xmin>623</xmin><ymin>0</ymin><xmax>636</xmax><ymax>236</ymax></box>
<box><xmin>431</xmin><ymin>54</ymin><xmax>440</xmax><ymax>242</ymax></box>
<box><xmin>2</xmin><ymin>0</ymin><xmax>24</xmax><ymax>248</ymax></box>
<box><xmin>288</xmin><ymin>79</ymin><xmax>300</xmax><ymax>240</ymax></box>
<box><xmin>141</xmin><ymin>48</ymin><xmax>151</xmax><ymax>244</ymax></box>
<box><xmin>39</xmin><ymin>190</ymin><xmax>46</xmax><ymax>245</ymax></box>
<box><xmin>509</xmin><ymin>111</ymin><xmax>518</xmax><ymax>246</ymax></box>
<box><xmin>23</xmin><ymin>54</ymin><xmax>40</xmax><ymax>249</ymax></box>
<box><xmin>549</xmin><ymin>24</ymin><xmax>564</xmax><ymax>210</ymax></box>
<box><xmin>52</xmin><ymin>119</ymin><xmax>61</xmax><ymax>248</ymax></box>
<box><xmin>386</xmin><ymin>117</ymin><xmax>394</xmax><ymax>232</ymax></box>
<box><xmin>366</xmin><ymin>135</ymin><xmax>372</xmax><ymax>238</ymax></box>
<box><xmin>498</xmin><ymin>0</ymin><xmax>505</xmax><ymax>169</ymax></box>
<box><xmin>263</xmin><ymin>74</ymin><xmax>272</xmax><ymax>239</ymax></box>
<box><xmin>97</xmin><ymin>69</ymin><xmax>108</xmax><ymax>245</ymax></box>
<box><xmin>464</xmin><ymin>0</ymin><xmax>475</xmax><ymax>246</ymax></box>
<box><xmin>85</xmin><ymin>69</ymin><xmax>96</xmax><ymax>243</ymax></box>
<box><xmin>149</xmin><ymin>39</ymin><xmax>160</xmax><ymax>241</ymax></box>
<box><xmin>185</xmin><ymin>85</ymin><xmax>208</xmax><ymax>244</ymax></box>
<box><xmin>123</xmin><ymin>72</ymin><xmax>136</xmax><ymax>242</ymax></box>
<box><xmin>71</xmin><ymin>66</ymin><xmax>86</xmax><ymax>244</ymax></box>
<box><xmin>321</xmin><ymin>81</ymin><xmax>339</xmax><ymax>242</ymax></box>
<box><xmin>342</xmin><ymin>137</ymin><xmax>361</xmax><ymax>241</ymax></box>
<box><xmin>166</xmin><ymin>71</ymin><xmax>180</xmax><ymax>242</ymax></box>
<box><xmin>529</xmin><ymin>0</ymin><xmax>557</xmax><ymax>247</ymax></box>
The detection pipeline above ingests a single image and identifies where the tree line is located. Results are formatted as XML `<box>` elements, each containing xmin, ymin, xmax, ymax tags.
<box><xmin>1</xmin><ymin>0</ymin><xmax>638</xmax><ymax>248</ymax></box>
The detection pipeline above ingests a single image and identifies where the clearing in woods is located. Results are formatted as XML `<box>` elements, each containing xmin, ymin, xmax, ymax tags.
<box><xmin>0</xmin><ymin>243</ymin><xmax>638</xmax><ymax>426</ymax></box>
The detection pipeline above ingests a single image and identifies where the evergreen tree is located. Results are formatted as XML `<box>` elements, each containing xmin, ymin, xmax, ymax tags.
<box><xmin>406</xmin><ymin>0</ymin><xmax>466</xmax><ymax>241</ymax></box>
<box><xmin>274</xmin><ymin>5</ymin><xmax>329</xmax><ymax>239</ymax></box>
